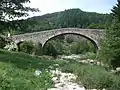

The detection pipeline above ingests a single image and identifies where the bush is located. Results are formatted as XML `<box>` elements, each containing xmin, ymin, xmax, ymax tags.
<box><xmin>60</xmin><ymin>62</ymin><xmax>114</xmax><ymax>89</ymax></box>
<box><xmin>19</xmin><ymin>41</ymin><xmax>34</xmax><ymax>54</ymax></box>
<box><xmin>43</xmin><ymin>41</ymin><xmax>58</xmax><ymax>58</ymax></box>
<box><xmin>99</xmin><ymin>1</ymin><xmax>120</xmax><ymax>68</ymax></box>
<box><xmin>85</xmin><ymin>52</ymin><xmax>96</xmax><ymax>59</ymax></box>
<box><xmin>76</xmin><ymin>65</ymin><xmax>113</xmax><ymax>89</ymax></box>
<box><xmin>0</xmin><ymin>38</ymin><xmax>6</xmax><ymax>48</ymax></box>
<box><xmin>99</xmin><ymin>22</ymin><xmax>120</xmax><ymax>68</ymax></box>
<box><xmin>18</xmin><ymin>41</ymin><xmax>43</xmax><ymax>56</ymax></box>
<box><xmin>0</xmin><ymin>35</ymin><xmax>9</xmax><ymax>49</ymax></box>
<box><xmin>107</xmin><ymin>75</ymin><xmax>120</xmax><ymax>90</ymax></box>
<box><xmin>87</xmin><ymin>23</ymin><xmax>105</xmax><ymax>29</ymax></box>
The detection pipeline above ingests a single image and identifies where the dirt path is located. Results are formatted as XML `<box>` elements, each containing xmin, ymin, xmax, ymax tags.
<box><xmin>48</xmin><ymin>68</ymin><xmax>85</xmax><ymax>90</ymax></box>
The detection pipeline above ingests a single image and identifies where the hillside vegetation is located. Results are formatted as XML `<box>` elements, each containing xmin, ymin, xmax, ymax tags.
<box><xmin>0</xmin><ymin>49</ymin><xmax>57</xmax><ymax>90</ymax></box>
<box><xmin>0</xmin><ymin>9</ymin><xmax>112</xmax><ymax>35</ymax></box>
<box><xmin>1</xmin><ymin>49</ymin><xmax>120</xmax><ymax>90</ymax></box>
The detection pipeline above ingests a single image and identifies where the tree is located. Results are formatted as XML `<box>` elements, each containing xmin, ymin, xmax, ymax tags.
<box><xmin>100</xmin><ymin>0</ymin><xmax>120</xmax><ymax>68</ymax></box>
<box><xmin>19</xmin><ymin>41</ymin><xmax>34</xmax><ymax>54</ymax></box>
<box><xmin>43</xmin><ymin>42</ymin><xmax>58</xmax><ymax>58</ymax></box>
<box><xmin>87</xmin><ymin>23</ymin><xmax>105</xmax><ymax>29</ymax></box>
<box><xmin>100</xmin><ymin>21</ymin><xmax>120</xmax><ymax>68</ymax></box>
<box><xmin>111</xmin><ymin>0</ymin><xmax>120</xmax><ymax>21</ymax></box>
<box><xmin>0</xmin><ymin>0</ymin><xmax>39</xmax><ymax>35</ymax></box>
<box><xmin>0</xmin><ymin>0</ymin><xmax>39</xmax><ymax>21</ymax></box>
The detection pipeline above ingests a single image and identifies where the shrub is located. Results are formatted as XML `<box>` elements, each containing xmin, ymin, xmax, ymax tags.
<box><xmin>107</xmin><ymin>75</ymin><xmax>120</xmax><ymax>90</ymax></box>
<box><xmin>0</xmin><ymin>37</ymin><xmax>6</xmax><ymax>48</ymax></box>
<box><xmin>99</xmin><ymin>1</ymin><xmax>120</xmax><ymax>68</ymax></box>
<box><xmin>60</xmin><ymin>62</ymin><xmax>114</xmax><ymax>89</ymax></box>
<box><xmin>0</xmin><ymin>35</ymin><xmax>9</xmax><ymax>49</ymax></box>
<box><xmin>43</xmin><ymin>42</ymin><xmax>58</xmax><ymax>58</ymax></box>
<box><xmin>85</xmin><ymin>52</ymin><xmax>96</xmax><ymax>59</ymax></box>
<box><xmin>99</xmin><ymin>22</ymin><xmax>120</xmax><ymax>68</ymax></box>
<box><xmin>18</xmin><ymin>41</ymin><xmax>43</xmax><ymax>56</ymax></box>
<box><xmin>76</xmin><ymin>65</ymin><xmax>113</xmax><ymax>89</ymax></box>
<box><xmin>19</xmin><ymin>41</ymin><xmax>34</xmax><ymax>54</ymax></box>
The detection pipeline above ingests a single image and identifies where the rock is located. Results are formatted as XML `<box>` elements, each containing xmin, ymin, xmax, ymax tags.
<box><xmin>47</xmin><ymin>88</ymin><xmax>59</xmax><ymax>90</ymax></box>
<box><xmin>110</xmin><ymin>70</ymin><xmax>116</xmax><ymax>73</ymax></box>
<box><xmin>96</xmin><ymin>62</ymin><xmax>100</xmax><ymax>66</ymax></box>
<box><xmin>79</xmin><ymin>60</ymin><xmax>89</xmax><ymax>64</ymax></box>
<box><xmin>54</xmin><ymin>64</ymin><xmax>59</xmax><ymax>67</ymax></box>
<box><xmin>49</xmin><ymin>66</ymin><xmax>54</xmax><ymax>69</ymax></box>
<box><xmin>34</xmin><ymin>69</ymin><xmax>42</xmax><ymax>76</ymax></box>
<box><xmin>52</xmin><ymin>77</ymin><xmax>59</xmax><ymax>83</ymax></box>
<box><xmin>48</xmin><ymin>68</ymin><xmax>85</xmax><ymax>90</ymax></box>
<box><xmin>88</xmin><ymin>59</ymin><xmax>95</xmax><ymax>65</ymax></box>
<box><xmin>116</xmin><ymin>67</ymin><xmax>120</xmax><ymax>72</ymax></box>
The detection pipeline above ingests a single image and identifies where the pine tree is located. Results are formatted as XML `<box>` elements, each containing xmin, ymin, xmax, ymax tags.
<box><xmin>111</xmin><ymin>0</ymin><xmax>120</xmax><ymax>21</ymax></box>
<box><xmin>100</xmin><ymin>0</ymin><xmax>120</xmax><ymax>68</ymax></box>
<box><xmin>0</xmin><ymin>0</ymin><xmax>39</xmax><ymax>21</ymax></box>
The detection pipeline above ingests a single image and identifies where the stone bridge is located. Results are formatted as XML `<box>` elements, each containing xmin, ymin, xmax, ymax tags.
<box><xmin>11</xmin><ymin>28</ymin><xmax>104</xmax><ymax>50</ymax></box>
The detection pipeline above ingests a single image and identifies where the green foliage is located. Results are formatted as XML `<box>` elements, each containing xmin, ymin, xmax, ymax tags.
<box><xmin>100</xmin><ymin>22</ymin><xmax>120</xmax><ymax>67</ymax></box>
<box><xmin>0</xmin><ymin>8</ymin><xmax>112</xmax><ymax>35</ymax></box>
<box><xmin>70</xmin><ymin>42</ymin><xmax>82</xmax><ymax>54</ymax></box>
<box><xmin>59</xmin><ymin>61</ymin><xmax>120</xmax><ymax>90</ymax></box>
<box><xmin>100</xmin><ymin>0</ymin><xmax>120</xmax><ymax>68</ymax></box>
<box><xmin>18</xmin><ymin>41</ymin><xmax>43</xmax><ymax>56</ymax></box>
<box><xmin>0</xmin><ymin>0</ymin><xmax>39</xmax><ymax>35</ymax></box>
<box><xmin>69</xmin><ymin>41</ymin><xmax>92</xmax><ymax>54</ymax></box>
<box><xmin>0</xmin><ymin>68</ymin><xmax>52</xmax><ymax>90</ymax></box>
<box><xmin>0</xmin><ymin>0</ymin><xmax>39</xmax><ymax>21</ymax></box>
<box><xmin>76</xmin><ymin>65</ymin><xmax>113</xmax><ymax>89</ymax></box>
<box><xmin>0</xmin><ymin>49</ymin><xmax>62</xmax><ymax>90</ymax></box>
<box><xmin>43</xmin><ymin>41</ymin><xmax>58</xmax><ymax>58</ymax></box>
<box><xmin>108</xmin><ymin>75</ymin><xmax>120</xmax><ymax>90</ymax></box>
<box><xmin>66</xmin><ymin>37</ymin><xmax>74</xmax><ymax>43</ymax></box>
<box><xmin>111</xmin><ymin>0</ymin><xmax>120</xmax><ymax>21</ymax></box>
<box><xmin>43</xmin><ymin>35</ymin><xmax>96</xmax><ymax>56</ymax></box>
<box><xmin>0</xmin><ymin>35</ymin><xmax>11</xmax><ymax>49</ymax></box>
<box><xmin>52</xmin><ymin>9</ymin><xmax>110</xmax><ymax>28</ymax></box>
<box><xmin>0</xmin><ymin>36</ymin><xmax>7</xmax><ymax>48</ymax></box>
<box><xmin>9</xmin><ymin>9</ymin><xmax>112</xmax><ymax>35</ymax></box>
<box><xmin>1</xmin><ymin>49</ymin><xmax>120</xmax><ymax>90</ymax></box>
<box><xmin>18</xmin><ymin>41</ymin><xmax>34</xmax><ymax>54</ymax></box>
<box><xmin>85</xmin><ymin>52</ymin><xmax>96</xmax><ymax>59</ymax></box>
<box><xmin>87</xmin><ymin>23</ymin><xmax>105</xmax><ymax>29</ymax></box>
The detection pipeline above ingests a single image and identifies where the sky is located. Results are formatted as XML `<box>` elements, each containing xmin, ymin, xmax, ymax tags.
<box><xmin>26</xmin><ymin>0</ymin><xmax>117</xmax><ymax>18</ymax></box>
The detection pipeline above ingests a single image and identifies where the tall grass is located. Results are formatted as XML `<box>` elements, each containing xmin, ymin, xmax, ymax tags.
<box><xmin>59</xmin><ymin>61</ymin><xmax>120</xmax><ymax>90</ymax></box>
<box><xmin>0</xmin><ymin>49</ymin><xmax>57</xmax><ymax>90</ymax></box>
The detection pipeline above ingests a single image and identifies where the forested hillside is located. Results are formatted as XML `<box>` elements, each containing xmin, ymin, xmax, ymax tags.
<box><xmin>0</xmin><ymin>9</ymin><xmax>112</xmax><ymax>35</ymax></box>
<box><xmin>30</xmin><ymin>8</ymin><xmax>112</xmax><ymax>29</ymax></box>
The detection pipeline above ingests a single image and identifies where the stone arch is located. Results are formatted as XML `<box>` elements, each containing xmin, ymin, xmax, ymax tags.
<box><xmin>11</xmin><ymin>28</ymin><xmax>103</xmax><ymax>51</ymax></box>
<box><xmin>42</xmin><ymin>32</ymin><xmax>99</xmax><ymax>52</ymax></box>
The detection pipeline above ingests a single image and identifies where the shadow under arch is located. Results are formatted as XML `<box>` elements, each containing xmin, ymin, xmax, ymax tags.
<box><xmin>43</xmin><ymin>33</ymin><xmax>99</xmax><ymax>54</ymax></box>
<box><xmin>17</xmin><ymin>41</ymin><xmax>25</xmax><ymax>52</ymax></box>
